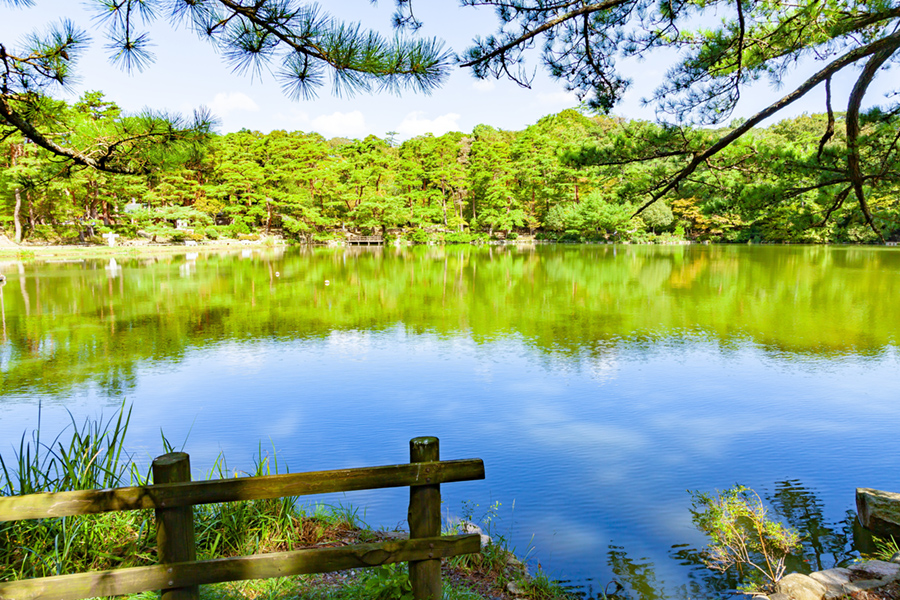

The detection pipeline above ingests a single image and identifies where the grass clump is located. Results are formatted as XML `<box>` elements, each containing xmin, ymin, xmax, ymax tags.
<box><xmin>445</xmin><ymin>501</ymin><xmax>579</xmax><ymax>600</ymax></box>
<box><xmin>0</xmin><ymin>405</ymin><xmax>376</xmax><ymax>583</ymax></box>
<box><xmin>871</xmin><ymin>535</ymin><xmax>900</xmax><ymax>562</ymax></box>
<box><xmin>0</xmin><ymin>404</ymin><xmax>154</xmax><ymax>580</ymax></box>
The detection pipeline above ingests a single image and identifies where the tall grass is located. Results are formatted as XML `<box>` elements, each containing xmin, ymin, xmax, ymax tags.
<box><xmin>1</xmin><ymin>403</ymin><xmax>154</xmax><ymax>579</ymax></box>
<box><xmin>0</xmin><ymin>404</ymin><xmax>362</xmax><ymax>582</ymax></box>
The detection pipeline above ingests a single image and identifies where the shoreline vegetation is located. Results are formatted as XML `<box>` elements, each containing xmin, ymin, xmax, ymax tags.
<box><xmin>0</xmin><ymin>406</ymin><xmax>579</xmax><ymax>600</ymax></box>
<box><xmin>0</xmin><ymin>234</ymin><xmax>896</xmax><ymax>264</ymax></box>
<box><xmin>3</xmin><ymin>99</ymin><xmax>899</xmax><ymax>250</ymax></box>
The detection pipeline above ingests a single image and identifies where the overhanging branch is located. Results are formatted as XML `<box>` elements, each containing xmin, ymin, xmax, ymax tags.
<box><xmin>630</xmin><ymin>30</ymin><xmax>900</xmax><ymax>218</ymax></box>
<box><xmin>0</xmin><ymin>93</ymin><xmax>141</xmax><ymax>175</ymax></box>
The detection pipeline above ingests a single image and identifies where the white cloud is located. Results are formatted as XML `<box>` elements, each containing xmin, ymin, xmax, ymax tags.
<box><xmin>395</xmin><ymin>111</ymin><xmax>462</xmax><ymax>138</ymax></box>
<box><xmin>311</xmin><ymin>111</ymin><xmax>367</xmax><ymax>138</ymax></box>
<box><xmin>472</xmin><ymin>79</ymin><xmax>495</xmax><ymax>92</ymax></box>
<box><xmin>208</xmin><ymin>92</ymin><xmax>260</xmax><ymax>116</ymax></box>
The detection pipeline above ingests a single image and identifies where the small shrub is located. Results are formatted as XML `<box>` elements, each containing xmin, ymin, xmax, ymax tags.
<box><xmin>506</xmin><ymin>231</ymin><xmax>518</xmax><ymax>240</ymax></box>
<box><xmin>26</xmin><ymin>224</ymin><xmax>64</xmax><ymax>243</ymax></box>
<box><xmin>229</xmin><ymin>219</ymin><xmax>250</xmax><ymax>237</ymax></box>
<box><xmin>558</xmin><ymin>231</ymin><xmax>582</xmax><ymax>243</ymax></box>
<box><xmin>410</xmin><ymin>229</ymin><xmax>431</xmax><ymax>243</ymax></box>
<box><xmin>690</xmin><ymin>485</ymin><xmax>801</xmax><ymax>591</ymax></box>
<box><xmin>237</xmin><ymin>233</ymin><xmax>259</xmax><ymax>241</ymax></box>
<box><xmin>444</xmin><ymin>231</ymin><xmax>477</xmax><ymax>244</ymax></box>
<box><xmin>169</xmin><ymin>231</ymin><xmax>187</xmax><ymax>243</ymax></box>
<box><xmin>359</xmin><ymin>564</ymin><xmax>413</xmax><ymax>600</ymax></box>
<box><xmin>205</xmin><ymin>227</ymin><xmax>219</xmax><ymax>240</ymax></box>
<box><xmin>313</xmin><ymin>231</ymin><xmax>338</xmax><ymax>242</ymax></box>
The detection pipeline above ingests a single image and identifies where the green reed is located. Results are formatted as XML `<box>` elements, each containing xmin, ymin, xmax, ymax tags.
<box><xmin>0</xmin><ymin>404</ymin><xmax>362</xmax><ymax>581</ymax></box>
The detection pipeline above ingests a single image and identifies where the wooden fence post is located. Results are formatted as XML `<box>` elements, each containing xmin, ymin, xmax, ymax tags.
<box><xmin>408</xmin><ymin>437</ymin><xmax>441</xmax><ymax>600</ymax></box>
<box><xmin>152</xmin><ymin>452</ymin><xmax>199</xmax><ymax>600</ymax></box>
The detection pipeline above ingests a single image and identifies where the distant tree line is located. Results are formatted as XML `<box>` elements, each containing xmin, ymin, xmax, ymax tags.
<box><xmin>2</xmin><ymin>92</ymin><xmax>899</xmax><ymax>245</ymax></box>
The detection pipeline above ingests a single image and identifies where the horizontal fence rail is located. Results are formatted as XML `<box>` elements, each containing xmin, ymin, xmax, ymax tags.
<box><xmin>0</xmin><ymin>458</ymin><xmax>485</xmax><ymax>521</ymax></box>
<box><xmin>0</xmin><ymin>535</ymin><xmax>480</xmax><ymax>600</ymax></box>
<box><xmin>0</xmin><ymin>437</ymin><xmax>484</xmax><ymax>600</ymax></box>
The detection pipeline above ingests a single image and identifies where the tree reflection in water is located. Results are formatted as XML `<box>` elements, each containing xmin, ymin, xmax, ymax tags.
<box><xmin>567</xmin><ymin>481</ymin><xmax>858</xmax><ymax>600</ymax></box>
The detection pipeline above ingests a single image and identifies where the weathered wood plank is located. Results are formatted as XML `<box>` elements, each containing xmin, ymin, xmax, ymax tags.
<box><xmin>409</xmin><ymin>437</ymin><xmax>442</xmax><ymax>600</ymax></box>
<box><xmin>153</xmin><ymin>453</ymin><xmax>198</xmax><ymax>600</ymax></box>
<box><xmin>0</xmin><ymin>534</ymin><xmax>481</xmax><ymax>600</ymax></box>
<box><xmin>0</xmin><ymin>459</ymin><xmax>485</xmax><ymax>521</ymax></box>
<box><xmin>857</xmin><ymin>488</ymin><xmax>900</xmax><ymax>538</ymax></box>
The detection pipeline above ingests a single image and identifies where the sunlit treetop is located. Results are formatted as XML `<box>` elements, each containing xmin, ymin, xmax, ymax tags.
<box><xmin>388</xmin><ymin>0</ymin><xmax>900</xmax><ymax>238</ymax></box>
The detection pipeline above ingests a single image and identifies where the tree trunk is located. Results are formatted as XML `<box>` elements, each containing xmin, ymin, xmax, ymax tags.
<box><xmin>93</xmin><ymin>181</ymin><xmax>101</xmax><ymax>219</ymax></box>
<box><xmin>13</xmin><ymin>188</ymin><xmax>23</xmax><ymax>244</ymax></box>
<box><xmin>845</xmin><ymin>44</ymin><xmax>896</xmax><ymax>241</ymax></box>
<box><xmin>26</xmin><ymin>190</ymin><xmax>35</xmax><ymax>231</ymax></box>
<box><xmin>531</xmin><ymin>189</ymin><xmax>536</xmax><ymax>234</ymax></box>
<box><xmin>440</xmin><ymin>182</ymin><xmax>448</xmax><ymax>226</ymax></box>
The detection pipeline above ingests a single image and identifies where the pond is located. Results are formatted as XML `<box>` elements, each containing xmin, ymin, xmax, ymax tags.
<box><xmin>1</xmin><ymin>244</ymin><xmax>899</xmax><ymax>599</ymax></box>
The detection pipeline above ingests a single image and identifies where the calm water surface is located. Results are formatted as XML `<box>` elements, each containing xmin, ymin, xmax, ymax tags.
<box><xmin>1</xmin><ymin>244</ymin><xmax>899</xmax><ymax>599</ymax></box>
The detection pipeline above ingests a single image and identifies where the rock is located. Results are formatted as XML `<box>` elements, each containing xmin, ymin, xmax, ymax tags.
<box><xmin>856</xmin><ymin>488</ymin><xmax>900</xmax><ymax>538</ymax></box>
<box><xmin>506</xmin><ymin>580</ymin><xmax>528</xmax><ymax>596</ymax></box>
<box><xmin>842</xmin><ymin>579</ymin><xmax>886</xmax><ymax>594</ymax></box>
<box><xmin>456</xmin><ymin>521</ymin><xmax>493</xmax><ymax>547</ymax></box>
<box><xmin>810</xmin><ymin>568</ymin><xmax>851</xmax><ymax>587</ymax></box>
<box><xmin>459</xmin><ymin>521</ymin><xmax>482</xmax><ymax>534</ymax></box>
<box><xmin>809</xmin><ymin>568</ymin><xmax>851</xmax><ymax>600</ymax></box>
<box><xmin>776</xmin><ymin>573</ymin><xmax>826</xmax><ymax>600</ymax></box>
<box><xmin>891</xmin><ymin>551</ymin><xmax>900</xmax><ymax>564</ymax></box>
<box><xmin>848</xmin><ymin>559</ymin><xmax>900</xmax><ymax>580</ymax></box>
<box><xmin>768</xmin><ymin>593</ymin><xmax>791</xmax><ymax>600</ymax></box>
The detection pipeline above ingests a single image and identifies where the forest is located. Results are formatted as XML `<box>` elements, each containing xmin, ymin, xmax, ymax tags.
<box><xmin>2</xmin><ymin>92</ymin><xmax>899</xmax><ymax>246</ymax></box>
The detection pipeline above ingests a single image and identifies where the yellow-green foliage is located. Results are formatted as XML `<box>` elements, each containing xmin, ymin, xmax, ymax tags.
<box><xmin>690</xmin><ymin>485</ymin><xmax>801</xmax><ymax>590</ymax></box>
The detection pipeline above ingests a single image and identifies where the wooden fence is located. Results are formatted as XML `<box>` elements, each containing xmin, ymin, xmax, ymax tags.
<box><xmin>345</xmin><ymin>236</ymin><xmax>384</xmax><ymax>245</ymax></box>
<box><xmin>0</xmin><ymin>437</ymin><xmax>485</xmax><ymax>600</ymax></box>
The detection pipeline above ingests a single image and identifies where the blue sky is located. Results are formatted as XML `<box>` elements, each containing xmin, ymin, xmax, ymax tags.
<box><xmin>1</xmin><ymin>1</ymin><xmax>893</xmax><ymax>140</ymax></box>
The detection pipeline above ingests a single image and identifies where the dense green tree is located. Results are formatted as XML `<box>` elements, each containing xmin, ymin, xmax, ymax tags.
<box><xmin>466</xmin><ymin>125</ymin><xmax>523</xmax><ymax>235</ymax></box>
<box><xmin>394</xmin><ymin>133</ymin><xmax>467</xmax><ymax>230</ymax></box>
<box><xmin>3</xmin><ymin>97</ymin><xmax>899</xmax><ymax>244</ymax></box>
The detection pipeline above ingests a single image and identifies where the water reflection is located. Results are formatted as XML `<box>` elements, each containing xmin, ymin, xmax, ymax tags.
<box><xmin>568</xmin><ymin>481</ymin><xmax>858</xmax><ymax>599</ymax></box>
<box><xmin>1</xmin><ymin>245</ymin><xmax>898</xmax><ymax>399</ymax></box>
<box><xmin>0</xmin><ymin>246</ymin><xmax>898</xmax><ymax>599</ymax></box>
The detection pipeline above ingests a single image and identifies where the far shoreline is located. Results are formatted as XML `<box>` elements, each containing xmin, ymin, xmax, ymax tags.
<box><xmin>1</xmin><ymin>237</ymin><xmax>897</xmax><ymax>262</ymax></box>
<box><xmin>0</xmin><ymin>239</ymin><xmax>288</xmax><ymax>260</ymax></box>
